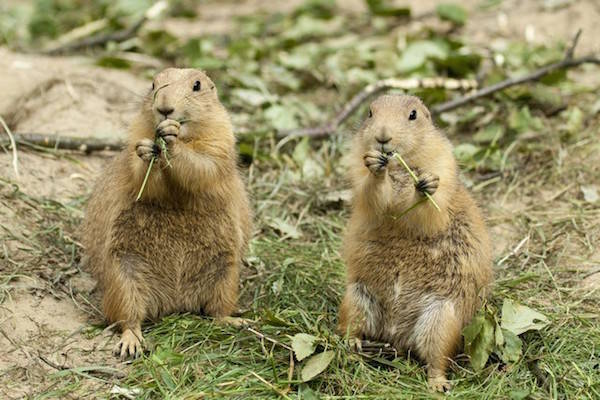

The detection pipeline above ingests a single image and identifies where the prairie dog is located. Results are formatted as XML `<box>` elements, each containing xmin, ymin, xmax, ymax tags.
<box><xmin>81</xmin><ymin>68</ymin><xmax>251</xmax><ymax>358</ymax></box>
<box><xmin>338</xmin><ymin>94</ymin><xmax>493</xmax><ymax>392</ymax></box>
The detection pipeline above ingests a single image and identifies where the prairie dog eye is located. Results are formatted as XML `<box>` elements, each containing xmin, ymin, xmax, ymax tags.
<box><xmin>368</xmin><ymin>108</ymin><xmax>373</xmax><ymax>118</ymax></box>
<box><xmin>409</xmin><ymin>110</ymin><xmax>417</xmax><ymax>120</ymax></box>
<box><xmin>151</xmin><ymin>82</ymin><xmax>155</xmax><ymax>91</ymax></box>
<box><xmin>193</xmin><ymin>80</ymin><xmax>201</xmax><ymax>91</ymax></box>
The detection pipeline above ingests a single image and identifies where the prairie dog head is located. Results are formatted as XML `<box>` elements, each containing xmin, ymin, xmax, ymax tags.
<box><xmin>142</xmin><ymin>68</ymin><xmax>233</xmax><ymax>142</ymax></box>
<box><xmin>356</xmin><ymin>94</ymin><xmax>435</xmax><ymax>158</ymax></box>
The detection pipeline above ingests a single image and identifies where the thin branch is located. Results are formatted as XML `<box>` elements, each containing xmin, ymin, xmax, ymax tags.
<box><xmin>38</xmin><ymin>352</ymin><xmax>68</xmax><ymax>371</ymax></box>
<box><xmin>4</xmin><ymin>133</ymin><xmax>124</xmax><ymax>153</ymax></box>
<box><xmin>431</xmin><ymin>54</ymin><xmax>600</xmax><ymax>114</ymax></box>
<box><xmin>246</xmin><ymin>327</ymin><xmax>293</xmax><ymax>351</ymax></box>
<box><xmin>43</xmin><ymin>1</ymin><xmax>168</xmax><ymax>55</ymax></box>
<box><xmin>278</xmin><ymin>31</ymin><xmax>599</xmax><ymax>139</ymax></box>
<box><xmin>0</xmin><ymin>116</ymin><xmax>19</xmax><ymax>179</ymax></box>
<box><xmin>277</xmin><ymin>78</ymin><xmax>477</xmax><ymax>139</ymax></box>
<box><xmin>564</xmin><ymin>29</ymin><xmax>582</xmax><ymax>59</ymax></box>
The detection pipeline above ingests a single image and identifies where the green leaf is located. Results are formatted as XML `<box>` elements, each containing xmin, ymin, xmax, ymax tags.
<box><xmin>453</xmin><ymin>143</ymin><xmax>480</xmax><ymax>163</ymax></box>
<box><xmin>264</xmin><ymin>105</ymin><xmax>298</xmax><ymax>131</ymax></box>
<box><xmin>463</xmin><ymin>310</ymin><xmax>495</xmax><ymax>371</ymax></box>
<box><xmin>292</xmin><ymin>333</ymin><xmax>318</xmax><ymax>361</ymax></box>
<box><xmin>508</xmin><ymin>107</ymin><xmax>543</xmax><ymax>133</ymax></box>
<box><xmin>231</xmin><ymin>89</ymin><xmax>276</xmax><ymax>107</ymax></box>
<box><xmin>499</xmin><ymin>328</ymin><xmax>523</xmax><ymax>363</ymax></box>
<box><xmin>473</xmin><ymin>124</ymin><xmax>504</xmax><ymax>144</ymax></box>
<box><xmin>263</xmin><ymin>310</ymin><xmax>291</xmax><ymax>327</ymax></box>
<box><xmin>293</xmin><ymin>137</ymin><xmax>311</xmax><ymax>166</ymax></box>
<box><xmin>365</xmin><ymin>0</ymin><xmax>410</xmax><ymax>17</ymax></box>
<box><xmin>436</xmin><ymin>3</ymin><xmax>467</xmax><ymax>25</ymax></box>
<box><xmin>95</xmin><ymin>56</ymin><xmax>131</xmax><ymax>70</ymax></box>
<box><xmin>397</xmin><ymin>40</ymin><xmax>449</xmax><ymax>72</ymax></box>
<box><xmin>301</xmin><ymin>351</ymin><xmax>335</xmax><ymax>382</ymax></box>
<box><xmin>501</xmin><ymin>299</ymin><xmax>549</xmax><ymax>336</ymax></box>
<box><xmin>563</xmin><ymin>106</ymin><xmax>584</xmax><ymax>135</ymax></box>
<box><xmin>509</xmin><ymin>390</ymin><xmax>531</xmax><ymax>400</ymax></box>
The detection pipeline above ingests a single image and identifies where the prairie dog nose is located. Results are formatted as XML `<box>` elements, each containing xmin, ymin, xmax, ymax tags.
<box><xmin>157</xmin><ymin>106</ymin><xmax>174</xmax><ymax>117</ymax></box>
<box><xmin>376</xmin><ymin>135</ymin><xmax>391</xmax><ymax>144</ymax></box>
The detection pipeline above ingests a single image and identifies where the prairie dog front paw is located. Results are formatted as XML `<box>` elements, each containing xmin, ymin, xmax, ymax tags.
<box><xmin>364</xmin><ymin>150</ymin><xmax>388</xmax><ymax>176</ymax></box>
<box><xmin>135</xmin><ymin>138</ymin><xmax>158</xmax><ymax>161</ymax></box>
<box><xmin>414</xmin><ymin>169</ymin><xmax>439</xmax><ymax>196</ymax></box>
<box><xmin>156</xmin><ymin>119</ymin><xmax>180</xmax><ymax>147</ymax></box>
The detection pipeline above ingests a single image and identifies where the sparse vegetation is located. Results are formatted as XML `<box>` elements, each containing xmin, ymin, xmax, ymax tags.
<box><xmin>1</xmin><ymin>0</ymin><xmax>599</xmax><ymax>399</ymax></box>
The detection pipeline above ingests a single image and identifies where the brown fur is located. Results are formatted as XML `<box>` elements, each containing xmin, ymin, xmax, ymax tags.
<box><xmin>338</xmin><ymin>95</ymin><xmax>493</xmax><ymax>392</ymax></box>
<box><xmin>81</xmin><ymin>68</ymin><xmax>251</xmax><ymax>358</ymax></box>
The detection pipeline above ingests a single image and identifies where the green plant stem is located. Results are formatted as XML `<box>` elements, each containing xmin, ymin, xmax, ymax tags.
<box><xmin>392</xmin><ymin>198</ymin><xmax>427</xmax><ymax>220</ymax></box>
<box><xmin>158</xmin><ymin>137</ymin><xmax>172</xmax><ymax>168</ymax></box>
<box><xmin>392</xmin><ymin>152</ymin><xmax>441</xmax><ymax>212</ymax></box>
<box><xmin>136</xmin><ymin>156</ymin><xmax>155</xmax><ymax>201</ymax></box>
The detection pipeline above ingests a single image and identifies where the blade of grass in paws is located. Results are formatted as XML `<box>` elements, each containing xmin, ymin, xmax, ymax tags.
<box><xmin>157</xmin><ymin>137</ymin><xmax>172</xmax><ymax>168</ymax></box>
<box><xmin>136</xmin><ymin>156</ymin><xmax>155</xmax><ymax>201</ymax></box>
<box><xmin>392</xmin><ymin>152</ymin><xmax>441</xmax><ymax>212</ymax></box>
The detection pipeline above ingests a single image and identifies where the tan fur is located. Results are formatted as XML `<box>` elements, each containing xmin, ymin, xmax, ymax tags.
<box><xmin>81</xmin><ymin>68</ymin><xmax>251</xmax><ymax>358</ymax></box>
<box><xmin>338</xmin><ymin>95</ymin><xmax>493</xmax><ymax>392</ymax></box>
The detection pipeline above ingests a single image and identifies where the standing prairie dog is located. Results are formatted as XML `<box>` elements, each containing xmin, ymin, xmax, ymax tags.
<box><xmin>338</xmin><ymin>95</ymin><xmax>493</xmax><ymax>392</ymax></box>
<box><xmin>81</xmin><ymin>68</ymin><xmax>251</xmax><ymax>359</ymax></box>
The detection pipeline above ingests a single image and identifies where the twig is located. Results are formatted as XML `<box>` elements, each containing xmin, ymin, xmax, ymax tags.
<box><xmin>279</xmin><ymin>31</ymin><xmax>599</xmax><ymax>139</ymax></box>
<box><xmin>43</xmin><ymin>1</ymin><xmax>168</xmax><ymax>55</ymax></box>
<box><xmin>246</xmin><ymin>327</ymin><xmax>293</xmax><ymax>351</ymax></box>
<box><xmin>431</xmin><ymin>55</ymin><xmax>600</xmax><ymax>114</ymax></box>
<box><xmin>0</xmin><ymin>116</ymin><xmax>19</xmax><ymax>179</ymax></box>
<box><xmin>38</xmin><ymin>352</ymin><xmax>68</xmax><ymax>371</ymax></box>
<box><xmin>249</xmin><ymin>371</ymin><xmax>293</xmax><ymax>400</ymax></box>
<box><xmin>3</xmin><ymin>133</ymin><xmax>124</xmax><ymax>153</ymax></box>
<box><xmin>564</xmin><ymin>29</ymin><xmax>582</xmax><ymax>59</ymax></box>
<box><xmin>277</xmin><ymin>78</ymin><xmax>477</xmax><ymax>138</ymax></box>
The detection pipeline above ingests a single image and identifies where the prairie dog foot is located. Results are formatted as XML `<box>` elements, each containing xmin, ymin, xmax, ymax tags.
<box><xmin>114</xmin><ymin>327</ymin><xmax>144</xmax><ymax>360</ymax></box>
<box><xmin>156</xmin><ymin>119</ymin><xmax>180</xmax><ymax>147</ymax></box>
<box><xmin>135</xmin><ymin>138</ymin><xmax>159</xmax><ymax>161</ymax></box>
<box><xmin>428</xmin><ymin>373</ymin><xmax>452</xmax><ymax>393</ymax></box>
<box><xmin>414</xmin><ymin>168</ymin><xmax>439</xmax><ymax>196</ymax></box>
<box><xmin>364</xmin><ymin>150</ymin><xmax>388</xmax><ymax>176</ymax></box>
<box><xmin>218</xmin><ymin>316</ymin><xmax>253</xmax><ymax>328</ymax></box>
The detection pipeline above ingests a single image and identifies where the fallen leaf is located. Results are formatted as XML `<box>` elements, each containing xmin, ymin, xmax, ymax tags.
<box><xmin>501</xmin><ymin>299</ymin><xmax>549</xmax><ymax>336</ymax></box>
<box><xmin>397</xmin><ymin>40</ymin><xmax>449</xmax><ymax>72</ymax></box>
<box><xmin>267</xmin><ymin>217</ymin><xmax>302</xmax><ymax>239</ymax></box>
<box><xmin>499</xmin><ymin>328</ymin><xmax>523</xmax><ymax>363</ymax></box>
<box><xmin>292</xmin><ymin>333</ymin><xmax>318</xmax><ymax>361</ymax></box>
<box><xmin>463</xmin><ymin>310</ymin><xmax>495</xmax><ymax>371</ymax></box>
<box><xmin>436</xmin><ymin>3</ymin><xmax>467</xmax><ymax>25</ymax></box>
<box><xmin>581</xmin><ymin>185</ymin><xmax>599</xmax><ymax>203</ymax></box>
<box><xmin>301</xmin><ymin>351</ymin><xmax>335</xmax><ymax>382</ymax></box>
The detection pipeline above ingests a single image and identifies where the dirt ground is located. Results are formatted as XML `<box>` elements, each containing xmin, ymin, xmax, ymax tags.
<box><xmin>0</xmin><ymin>0</ymin><xmax>599</xmax><ymax>398</ymax></box>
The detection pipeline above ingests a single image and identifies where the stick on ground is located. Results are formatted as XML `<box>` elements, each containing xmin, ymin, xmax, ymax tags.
<box><xmin>279</xmin><ymin>30</ymin><xmax>599</xmax><ymax>139</ymax></box>
<box><xmin>0</xmin><ymin>116</ymin><xmax>19</xmax><ymax>179</ymax></box>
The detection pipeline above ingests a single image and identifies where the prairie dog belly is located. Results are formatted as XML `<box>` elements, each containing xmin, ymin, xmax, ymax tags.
<box><xmin>109</xmin><ymin>201</ymin><xmax>238</xmax><ymax>313</ymax></box>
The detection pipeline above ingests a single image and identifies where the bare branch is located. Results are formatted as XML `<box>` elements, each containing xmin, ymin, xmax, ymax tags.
<box><xmin>431</xmin><ymin>55</ymin><xmax>600</xmax><ymax>115</ymax></box>
<box><xmin>564</xmin><ymin>29</ymin><xmax>582</xmax><ymax>59</ymax></box>
<box><xmin>3</xmin><ymin>133</ymin><xmax>124</xmax><ymax>153</ymax></box>
<box><xmin>277</xmin><ymin>78</ymin><xmax>477</xmax><ymax>139</ymax></box>
<box><xmin>278</xmin><ymin>31</ymin><xmax>599</xmax><ymax>139</ymax></box>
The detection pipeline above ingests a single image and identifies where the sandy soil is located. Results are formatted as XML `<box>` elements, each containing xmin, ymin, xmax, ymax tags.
<box><xmin>0</xmin><ymin>0</ymin><xmax>598</xmax><ymax>398</ymax></box>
